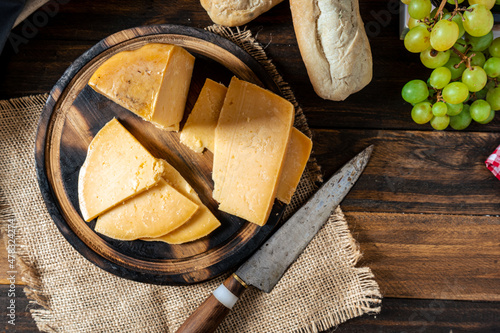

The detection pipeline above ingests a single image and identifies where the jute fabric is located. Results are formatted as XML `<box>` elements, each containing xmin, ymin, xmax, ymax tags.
<box><xmin>0</xmin><ymin>26</ymin><xmax>381</xmax><ymax>332</ymax></box>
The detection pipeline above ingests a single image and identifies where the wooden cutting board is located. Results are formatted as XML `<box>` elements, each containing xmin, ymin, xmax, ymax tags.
<box><xmin>35</xmin><ymin>24</ymin><xmax>286</xmax><ymax>285</ymax></box>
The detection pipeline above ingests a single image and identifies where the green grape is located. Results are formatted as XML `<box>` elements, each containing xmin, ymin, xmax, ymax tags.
<box><xmin>442</xmin><ymin>82</ymin><xmax>469</xmax><ymax>104</ymax></box>
<box><xmin>404</xmin><ymin>25</ymin><xmax>431</xmax><ymax>53</ymax></box>
<box><xmin>411</xmin><ymin>101</ymin><xmax>433</xmax><ymax>124</ymax></box>
<box><xmin>466</xmin><ymin>31</ymin><xmax>494</xmax><ymax>51</ymax></box>
<box><xmin>420</xmin><ymin>48</ymin><xmax>451</xmax><ymax>68</ymax></box>
<box><xmin>477</xmin><ymin>108</ymin><xmax>496</xmax><ymax>124</ymax></box>
<box><xmin>486</xmin><ymin>87</ymin><xmax>500</xmax><ymax>110</ymax></box>
<box><xmin>489</xmin><ymin>37</ymin><xmax>500</xmax><ymax>57</ymax></box>
<box><xmin>447</xmin><ymin>0</ymin><xmax>464</xmax><ymax>3</ymax></box>
<box><xmin>452</xmin><ymin>39</ymin><xmax>468</xmax><ymax>55</ymax></box>
<box><xmin>408</xmin><ymin>17</ymin><xmax>426</xmax><ymax>30</ymax></box>
<box><xmin>408</xmin><ymin>0</ymin><xmax>432</xmax><ymax>20</ymax></box>
<box><xmin>450</xmin><ymin>104</ymin><xmax>472</xmax><ymax>130</ymax></box>
<box><xmin>446</xmin><ymin>102</ymin><xmax>463</xmax><ymax>116</ymax></box>
<box><xmin>463</xmin><ymin>4</ymin><xmax>494</xmax><ymax>37</ymax></box>
<box><xmin>431</xmin><ymin>115</ymin><xmax>450</xmax><ymax>130</ymax></box>
<box><xmin>470</xmin><ymin>99</ymin><xmax>492</xmax><ymax>122</ymax></box>
<box><xmin>468</xmin><ymin>51</ymin><xmax>486</xmax><ymax>67</ymax></box>
<box><xmin>402</xmin><ymin>79</ymin><xmax>430</xmax><ymax>104</ymax></box>
<box><xmin>483</xmin><ymin>57</ymin><xmax>500</xmax><ymax>77</ymax></box>
<box><xmin>430</xmin><ymin>20</ymin><xmax>459</xmax><ymax>51</ymax></box>
<box><xmin>444</xmin><ymin>57</ymin><xmax>466</xmax><ymax>80</ymax></box>
<box><xmin>462</xmin><ymin>66</ymin><xmax>487</xmax><ymax>92</ymax></box>
<box><xmin>401</xmin><ymin>0</ymin><xmax>412</xmax><ymax>5</ymax></box>
<box><xmin>432</xmin><ymin>102</ymin><xmax>448</xmax><ymax>116</ymax></box>
<box><xmin>468</xmin><ymin>0</ymin><xmax>496</xmax><ymax>10</ymax></box>
<box><xmin>443</xmin><ymin>13</ymin><xmax>465</xmax><ymax>38</ymax></box>
<box><xmin>429</xmin><ymin>67</ymin><xmax>452</xmax><ymax>89</ymax></box>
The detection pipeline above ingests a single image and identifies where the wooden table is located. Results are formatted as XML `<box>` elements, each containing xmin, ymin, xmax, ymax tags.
<box><xmin>1</xmin><ymin>0</ymin><xmax>499</xmax><ymax>331</ymax></box>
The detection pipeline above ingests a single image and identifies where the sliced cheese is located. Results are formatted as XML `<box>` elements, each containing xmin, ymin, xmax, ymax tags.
<box><xmin>276</xmin><ymin>128</ymin><xmax>312</xmax><ymax>204</ymax></box>
<box><xmin>143</xmin><ymin>162</ymin><xmax>221</xmax><ymax>244</ymax></box>
<box><xmin>88</xmin><ymin>43</ymin><xmax>195</xmax><ymax>131</ymax></box>
<box><xmin>78</xmin><ymin>118</ymin><xmax>167</xmax><ymax>221</ymax></box>
<box><xmin>212</xmin><ymin>77</ymin><xmax>294</xmax><ymax>226</ymax></box>
<box><xmin>180</xmin><ymin>79</ymin><xmax>227</xmax><ymax>153</ymax></box>
<box><xmin>94</xmin><ymin>179</ymin><xmax>199</xmax><ymax>240</ymax></box>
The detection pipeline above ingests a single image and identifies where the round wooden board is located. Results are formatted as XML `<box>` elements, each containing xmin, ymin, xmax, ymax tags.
<box><xmin>35</xmin><ymin>24</ymin><xmax>287</xmax><ymax>285</ymax></box>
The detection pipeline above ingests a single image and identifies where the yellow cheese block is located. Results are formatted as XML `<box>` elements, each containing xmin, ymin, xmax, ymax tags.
<box><xmin>143</xmin><ymin>162</ymin><xmax>221</xmax><ymax>244</ymax></box>
<box><xmin>78</xmin><ymin>118</ymin><xmax>167</xmax><ymax>221</ymax></box>
<box><xmin>213</xmin><ymin>77</ymin><xmax>295</xmax><ymax>226</ymax></box>
<box><xmin>88</xmin><ymin>43</ymin><xmax>195</xmax><ymax>131</ymax></box>
<box><xmin>94</xmin><ymin>179</ymin><xmax>199</xmax><ymax>240</ymax></box>
<box><xmin>276</xmin><ymin>128</ymin><xmax>312</xmax><ymax>204</ymax></box>
<box><xmin>180</xmin><ymin>79</ymin><xmax>227</xmax><ymax>153</ymax></box>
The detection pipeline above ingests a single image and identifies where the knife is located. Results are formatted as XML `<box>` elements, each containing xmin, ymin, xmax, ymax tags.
<box><xmin>176</xmin><ymin>145</ymin><xmax>373</xmax><ymax>333</ymax></box>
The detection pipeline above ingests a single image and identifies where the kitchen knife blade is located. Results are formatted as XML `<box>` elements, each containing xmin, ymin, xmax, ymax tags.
<box><xmin>176</xmin><ymin>145</ymin><xmax>373</xmax><ymax>333</ymax></box>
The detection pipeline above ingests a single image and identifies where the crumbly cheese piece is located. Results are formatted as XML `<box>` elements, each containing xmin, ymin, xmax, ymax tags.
<box><xmin>212</xmin><ymin>77</ymin><xmax>295</xmax><ymax>226</ymax></box>
<box><xmin>180</xmin><ymin>79</ymin><xmax>227</xmax><ymax>153</ymax></box>
<box><xmin>142</xmin><ymin>162</ymin><xmax>221</xmax><ymax>244</ymax></box>
<box><xmin>88</xmin><ymin>43</ymin><xmax>195</xmax><ymax>131</ymax></box>
<box><xmin>78</xmin><ymin>118</ymin><xmax>167</xmax><ymax>221</ymax></box>
<box><xmin>276</xmin><ymin>128</ymin><xmax>312</xmax><ymax>204</ymax></box>
<box><xmin>94</xmin><ymin>179</ymin><xmax>199</xmax><ymax>240</ymax></box>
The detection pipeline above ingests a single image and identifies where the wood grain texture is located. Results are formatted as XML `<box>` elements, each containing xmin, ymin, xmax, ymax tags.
<box><xmin>176</xmin><ymin>275</ymin><xmax>247</xmax><ymax>333</ymax></box>
<box><xmin>346</xmin><ymin>212</ymin><xmax>500</xmax><ymax>301</ymax></box>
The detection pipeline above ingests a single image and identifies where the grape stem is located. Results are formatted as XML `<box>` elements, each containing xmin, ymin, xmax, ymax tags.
<box><xmin>451</xmin><ymin>46</ymin><xmax>473</xmax><ymax>70</ymax></box>
<box><xmin>433</xmin><ymin>0</ymin><xmax>448</xmax><ymax>21</ymax></box>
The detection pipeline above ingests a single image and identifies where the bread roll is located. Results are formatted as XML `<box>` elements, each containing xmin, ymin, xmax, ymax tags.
<box><xmin>290</xmin><ymin>0</ymin><xmax>372</xmax><ymax>101</ymax></box>
<box><xmin>200</xmin><ymin>0</ymin><xmax>284</xmax><ymax>26</ymax></box>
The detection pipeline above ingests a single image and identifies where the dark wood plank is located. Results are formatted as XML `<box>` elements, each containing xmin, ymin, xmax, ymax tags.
<box><xmin>313</xmin><ymin>129</ymin><xmax>500</xmax><ymax>215</ymax></box>
<box><xmin>346</xmin><ymin>212</ymin><xmax>500</xmax><ymax>301</ymax></box>
<box><xmin>329</xmin><ymin>298</ymin><xmax>500</xmax><ymax>333</ymax></box>
<box><xmin>3</xmin><ymin>288</ymin><xmax>498</xmax><ymax>333</ymax></box>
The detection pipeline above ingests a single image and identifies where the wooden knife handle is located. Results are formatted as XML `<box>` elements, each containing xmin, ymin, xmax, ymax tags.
<box><xmin>175</xmin><ymin>274</ymin><xmax>247</xmax><ymax>333</ymax></box>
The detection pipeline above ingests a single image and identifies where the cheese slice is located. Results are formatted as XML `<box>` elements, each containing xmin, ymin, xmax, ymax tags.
<box><xmin>94</xmin><ymin>179</ymin><xmax>199</xmax><ymax>240</ymax></box>
<box><xmin>88</xmin><ymin>43</ymin><xmax>195</xmax><ymax>131</ymax></box>
<box><xmin>213</xmin><ymin>77</ymin><xmax>295</xmax><ymax>226</ymax></box>
<box><xmin>180</xmin><ymin>79</ymin><xmax>227</xmax><ymax>153</ymax></box>
<box><xmin>78</xmin><ymin>118</ymin><xmax>167</xmax><ymax>221</ymax></box>
<box><xmin>143</xmin><ymin>162</ymin><xmax>221</xmax><ymax>244</ymax></box>
<box><xmin>276</xmin><ymin>128</ymin><xmax>312</xmax><ymax>204</ymax></box>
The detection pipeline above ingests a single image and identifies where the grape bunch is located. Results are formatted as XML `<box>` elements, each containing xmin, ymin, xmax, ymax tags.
<box><xmin>401</xmin><ymin>0</ymin><xmax>499</xmax><ymax>130</ymax></box>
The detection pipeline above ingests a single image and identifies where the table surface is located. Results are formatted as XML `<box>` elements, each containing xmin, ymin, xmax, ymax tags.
<box><xmin>1</xmin><ymin>0</ymin><xmax>499</xmax><ymax>332</ymax></box>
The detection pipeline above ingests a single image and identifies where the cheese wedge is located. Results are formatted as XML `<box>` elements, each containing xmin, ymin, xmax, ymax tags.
<box><xmin>276</xmin><ymin>128</ymin><xmax>312</xmax><ymax>204</ymax></box>
<box><xmin>88</xmin><ymin>43</ymin><xmax>195</xmax><ymax>131</ymax></box>
<box><xmin>143</xmin><ymin>162</ymin><xmax>221</xmax><ymax>244</ymax></box>
<box><xmin>213</xmin><ymin>77</ymin><xmax>294</xmax><ymax>226</ymax></box>
<box><xmin>78</xmin><ymin>118</ymin><xmax>167</xmax><ymax>221</ymax></box>
<box><xmin>180</xmin><ymin>79</ymin><xmax>227</xmax><ymax>153</ymax></box>
<box><xmin>94</xmin><ymin>179</ymin><xmax>199</xmax><ymax>240</ymax></box>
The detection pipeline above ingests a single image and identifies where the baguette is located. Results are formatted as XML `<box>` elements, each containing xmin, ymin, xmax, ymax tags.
<box><xmin>200</xmin><ymin>0</ymin><xmax>284</xmax><ymax>26</ymax></box>
<box><xmin>290</xmin><ymin>0</ymin><xmax>372</xmax><ymax>101</ymax></box>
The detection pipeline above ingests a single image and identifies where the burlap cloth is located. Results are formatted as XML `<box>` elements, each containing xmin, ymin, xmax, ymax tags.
<box><xmin>0</xmin><ymin>26</ymin><xmax>381</xmax><ymax>332</ymax></box>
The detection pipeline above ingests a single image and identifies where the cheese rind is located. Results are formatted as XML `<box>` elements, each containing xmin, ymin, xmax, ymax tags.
<box><xmin>180</xmin><ymin>79</ymin><xmax>227</xmax><ymax>153</ymax></box>
<box><xmin>78</xmin><ymin>118</ymin><xmax>166</xmax><ymax>221</ymax></box>
<box><xmin>143</xmin><ymin>162</ymin><xmax>221</xmax><ymax>244</ymax></box>
<box><xmin>276</xmin><ymin>128</ymin><xmax>312</xmax><ymax>204</ymax></box>
<box><xmin>213</xmin><ymin>77</ymin><xmax>295</xmax><ymax>226</ymax></box>
<box><xmin>88</xmin><ymin>43</ymin><xmax>195</xmax><ymax>131</ymax></box>
<box><xmin>94</xmin><ymin>179</ymin><xmax>199</xmax><ymax>240</ymax></box>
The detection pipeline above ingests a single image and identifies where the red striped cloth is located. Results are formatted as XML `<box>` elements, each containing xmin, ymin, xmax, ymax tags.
<box><xmin>485</xmin><ymin>145</ymin><xmax>500</xmax><ymax>180</ymax></box>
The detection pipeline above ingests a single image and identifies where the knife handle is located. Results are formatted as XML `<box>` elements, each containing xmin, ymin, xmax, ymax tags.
<box><xmin>175</xmin><ymin>273</ymin><xmax>247</xmax><ymax>333</ymax></box>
